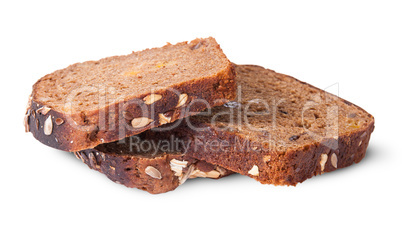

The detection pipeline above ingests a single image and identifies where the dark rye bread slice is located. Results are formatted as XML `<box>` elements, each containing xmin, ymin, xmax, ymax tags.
<box><xmin>75</xmin><ymin>132</ymin><xmax>233</xmax><ymax>194</ymax></box>
<box><xmin>140</xmin><ymin>64</ymin><xmax>375</xmax><ymax>185</ymax></box>
<box><xmin>24</xmin><ymin>37</ymin><xmax>236</xmax><ymax>152</ymax></box>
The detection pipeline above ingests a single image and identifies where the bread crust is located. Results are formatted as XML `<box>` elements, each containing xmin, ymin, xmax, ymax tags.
<box><xmin>25</xmin><ymin>63</ymin><xmax>236</xmax><ymax>152</ymax></box>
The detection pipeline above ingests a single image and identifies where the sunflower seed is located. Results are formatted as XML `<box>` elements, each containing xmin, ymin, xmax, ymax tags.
<box><xmin>44</xmin><ymin>116</ymin><xmax>53</xmax><ymax>135</ymax></box>
<box><xmin>24</xmin><ymin>112</ymin><xmax>30</xmax><ymax>133</ymax></box>
<box><xmin>248</xmin><ymin>165</ymin><xmax>259</xmax><ymax>176</ymax></box>
<box><xmin>143</xmin><ymin>94</ymin><xmax>162</xmax><ymax>105</ymax></box>
<box><xmin>131</xmin><ymin>117</ymin><xmax>153</xmax><ymax>128</ymax></box>
<box><xmin>170</xmin><ymin>159</ymin><xmax>188</xmax><ymax>176</ymax></box>
<box><xmin>158</xmin><ymin>113</ymin><xmax>172</xmax><ymax>125</ymax></box>
<box><xmin>331</xmin><ymin>153</ymin><xmax>338</xmax><ymax>168</ymax></box>
<box><xmin>179</xmin><ymin>164</ymin><xmax>194</xmax><ymax>185</ymax></box>
<box><xmin>55</xmin><ymin>118</ymin><xmax>64</xmax><ymax>125</ymax></box>
<box><xmin>176</xmin><ymin>93</ymin><xmax>188</xmax><ymax>108</ymax></box>
<box><xmin>88</xmin><ymin>152</ymin><xmax>98</xmax><ymax>169</ymax></box>
<box><xmin>37</xmin><ymin>106</ymin><xmax>51</xmax><ymax>115</ymax></box>
<box><xmin>190</xmin><ymin>169</ymin><xmax>221</xmax><ymax>179</ymax></box>
<box><xmin>145</xmin><ymin>166</ymin><xmax>162</xmax><ymax>179</ymax></box>
<box><xmin>74</xmin><ymin>152</ymin><xmax>82</xmax><ymax>160</ymax></box>
<box><xmin>320</xmin><ymin>154</ymin><xmax>328</xmax><ymax>172</ymax></box>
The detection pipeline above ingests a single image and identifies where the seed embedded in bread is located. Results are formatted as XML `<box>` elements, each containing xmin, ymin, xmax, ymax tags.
<box><xmin>190</xmin><ymin>170</ymin><xmax>221</xmax><ymax>179</ymax></box>
<box><xmin>131</xmin><ymin>117</ymin><xmax>153</xmax><ymax>128</ymax></box>
<box><xmin>331</xmin><ymin>153</ymin><xmax>338</xmax><ymax>168</ymax></box>
<box><xmin>88</xmin><ymin>152</ymin><xmax>99</xmax><ymax>169</ymax></box>
<box><xmin>74</xmin><ymin>152</ymin><xmax>82</xmax><ymax>160</ymax></box>
<box><xmin>145</xmin><ymin>166</ymin><xmax>162</xmax><ymax>179</ymax></box>
<box><xmin>170</xmin><ymin>159</ymin><xmax>188</xmax><ymax>176</ymax></box>
<box><xmin>143</xmin><ymin>94</ymin><xmax>162</xmax><ymax>105</ymax></box>
<box><xmin>79</xmin><ymin>151</ymin><xmax>87</xmax><ymax>162</ymax></box>
<box><xmin>215</xmin><ymin>166</ymin><xmax>228</xmax><ymax>176</ymax></box>
<box><xmin>206</xmin><ymin>170</ymin><xmax>221</xmax><ymax>178</ymax></box>
<box><xmin>248</xmin><ymin>165</ymin><xmax>259</xmax><ymax>176</ymax></box>
<box><xmin>24</xmin><ymin>112</ymin><xmax>30</xmax><ymax>133</ymax></box>
<box><xmin>44</xmin><ymin>116</ymin><xmax>53</xmax><ymax>135</ymax></box>
<box><xmin>100</xmin><ymin>152</ymin><xmax>106</xmax><ymax>161</ymax></box>
<box><xmin>55</xmin><ymin>118</ymin><xmax>64</xmax><ymax>125</ymax></box>
<box><xmin>190</xmin><ymin>169</ymin><xmax>207</xmax><ymax>178</ymax></box>
<box><xmin>179</xmin><ymin>164</ymin><xmax>195</xmax><ymax>185</ymax></box>
<box><xmin>37</xmin><ymin>106</ymin><xmax>51</xmax><ymax>115</ymax></box>
<box><xmin>320</xmin><ymin>154</ymin><xmax>328</xmax><ymax>172</ymax></box>
<box><xmin>176</xmin><ymin>93</ymin><xmax>188</xmax><ymax>108</ymax></box>
<box><xmin>159</xmin><ymin>113</ymin><xmax>172</xmax><ymax>125</ymax></box>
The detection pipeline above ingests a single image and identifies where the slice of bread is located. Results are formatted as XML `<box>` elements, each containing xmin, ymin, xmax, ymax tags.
<box><xmin>182</xmin><ymin>64</ymin><xmax>375</xmax><ymax>185</ymax></box>
<box><xmin>75</xmin><ymin>132</ymin><xmax>233</xmax><ymax>194</ymax></box>
<box><xmin>25</xmin><ymin>37</ymin><xmax>236</xmax><ymax>152</ymax></box>
<box><xmin>132</xmin><ymin>64</ymin><xmax>374</xmax><ymax>186</ymax></box>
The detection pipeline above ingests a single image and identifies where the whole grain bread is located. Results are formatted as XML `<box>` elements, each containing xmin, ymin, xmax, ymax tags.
<box><xmin>138</xmin><ymin>64</ymin><xmax>375</xmax><ymax>185</ymax></box>
<box><xmin>24</xmin><ymin>37</ymin><xmax>236</xmax><ymax>152</ymax></box>
<box><xmin>75</xmin><ymin>132</ymin><xmax>233</xmax><ymax>194</ymax></box>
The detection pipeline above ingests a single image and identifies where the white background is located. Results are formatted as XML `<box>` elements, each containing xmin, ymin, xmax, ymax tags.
<box><xmin>1</xmin><ymin>1</ymin><xmax>401</xmax><ymax>234</ymax></box>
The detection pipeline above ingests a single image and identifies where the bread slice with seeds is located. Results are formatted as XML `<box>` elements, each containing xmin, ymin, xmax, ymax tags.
<box><xmin>24</xmin><ymin>37</ymin><xmax>236</xmax><ymax>152</ymax></box>
<box><xmin>135</xmin><ymin>64</ymin><xmax>375</xmax><ymax>186</ymax></box>
<box><xmin>75</xmin><ymin>131</ymin><xmax>233</xmax><ymax>194</ymax></box>
<box><xmin>188</xmin><ymin>64</ymin><xmax>375</xmax><ymax>185</ymax></box>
